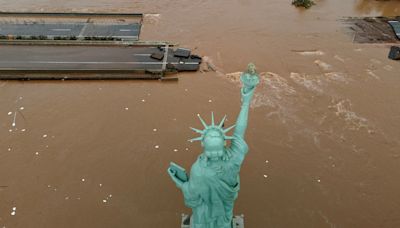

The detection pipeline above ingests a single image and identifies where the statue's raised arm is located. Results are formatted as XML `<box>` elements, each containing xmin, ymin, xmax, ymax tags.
<box><xmin>233</xmin><ymin>63</ymin><xmax>260</xmax><ymax>139</ymax></box>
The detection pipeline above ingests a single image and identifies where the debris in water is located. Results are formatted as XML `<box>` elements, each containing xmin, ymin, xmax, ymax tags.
<box><xmin>317</xmin><ymin>179</ymin><xmax>321</xmax><ymax>183</ymax></box>
<box><xmin>11</xmin><ymin>211</ymin><xmax>16</xmax><ymax>216</ymax></box>
<box><xmin>8</xmin><ymin>148</ymin><xmax>11</xmax><ymax>151</ymax></box>
<box><xmin>21</xmin><ymin>129</ymin><xmax>26</xmax><ymax>132</ymax></box>
<box><xmin>35</xmin><ymin>152</ymin><xmax>39</xmax><ymax>155</ymax></box>
<box><xmin>125</xmin><ymin>107</ymin><xmax>129</xmax><ymax>110</ymax></box>
<box><xmin>388</xmin><ymin>46</ymin><xmax>400</xmax><ymax>60</ymax></box>
<box><xmin>265</xmin><ymin>160</ymin><xmax>269</xmax><ymax>164</ymax></box>
<box><xmin>12</xmin><ymin>112</ymin><xmax>17</xmax><ymax>127</ymax></box>
<box><xmin>208</xmin><ymin>99</ymin><xmax>213</xmax><ymax>103</ymax></box>
<box><xmin>292</xmin><ymin>0</ymin><xmax>315</xmax><ymax>8</ymax></box>
<box><xmin>42</xmin><ymin>134</ymin><xmax>48</xmax><ymax>138</ymax></box>
<box><xmin>263</xmin><ymin>174</ymin><xmax>268</xmax><ymax>178</ymax></box>
<box><xmin>173</xmin><ymin>149</ymin><xmax>178</xmax><ymax>152</ymax></box>
<box><xmin>155</xmin><ymin>145</ymin><xmax>160</xmax><ymax>149</ymax></box>
<box><xmin>81</xmin><ymin>178</ymin><xmax>85</xmax><ymax>182</ymax></box>
<box><xmin>141</xmin><ymin>99</ymin><xmax>146</xmax><ymax>102</ymax></box>
<box><xmin>19</xmin><ymin>107</ymin><xmax>24</xmax><ymax>110</ymax></box>
<box><xmin>103</xmin><ymin>199</ymin><xmax>107</xmax><ymax>203</ymax></box>
<box><xmin>99</xmin><ymin>184</ymin><xmax>102</xmax><ymax>187</ymax></box>
<box><xmin>314</xmin><ymin>60</ymin><xmax>332</xmax><ymax>71</ymax></box>
<box><xmin>153</xmin><ymin>128</ymin><xmax>157</xmax><ymax>132</ymax></box>
<box><xmin>7</xmin><ymin>112</ymin><xmax>12</xmax><ymax>115</ymax></box>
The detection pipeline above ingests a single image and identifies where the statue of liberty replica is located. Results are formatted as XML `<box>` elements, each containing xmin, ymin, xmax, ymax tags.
<box><xmin>168</xmin><ymin>63</ymin><xmax>260</xmax><ymax>228</ymax></box>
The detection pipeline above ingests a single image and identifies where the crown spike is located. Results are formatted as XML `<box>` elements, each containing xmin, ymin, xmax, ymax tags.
<box><xmin>224</xmin><ymin>136</ymin><xmax>235</xmax><ymax>140</ymax></box>
<box><xmin>190</xmin><ymin>127</ymin><xmax>204</xmax><ymax>134</ymax></box>
<box><xmin>223</xmin><ymin>124</ymin><xmax>236</xmax><ymax>133</ymax></box>
<box><xmin>218</xmin><ymin>115</ymin><xmax>227</xmax><ymax>128</ymax></box>
<box><xmin>188</xmin><ymin>136</ymin><xmax>203</xmax><ymax>142</ymax></box>
<box><xmin>197</xmin><ymin>114</ymin><xmax>208</xmax><ymax>128</ymax></box>
<box><xmin>211</xmin><ymin>112</ymin><xmax>215</xmax><ymax>126</ymax></box>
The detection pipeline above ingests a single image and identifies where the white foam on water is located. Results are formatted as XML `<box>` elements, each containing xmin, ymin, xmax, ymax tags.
<box><xmin>324</xmin><ymin>72</ymin><xmax>349</xmax><ymax>83</ymax></box>
<box><xmin>143</xmin><ymin>14</ymin><xmax>161</xmax><ymax>25</ymax></box>
<box><xmin>329</xmin><ymin>99</ymin><xmax>370</xmax><ymax>131</ymax></box>
<box><xmin>384</xmin><ymin>65</ymin><xmax>393</xmax><ymax>71</ymax></box>
<box><xmin>295</xmin><ymin>50</ymin><xmax>325</xmax><ymax>56</ymax></box>
<box><xmin>334</xmin><ymin>55</ymin><xmax>345</xmax><ymax>62</ymax></box>
<box><xmin>366</xmin><ymin>69</ymin><xmax>380</xmax><ymax>79</ymax></box>
<box><xmin>290</xmin><ymin>72</ymin><xmax>323</xmax><ymax>94</ymax></box>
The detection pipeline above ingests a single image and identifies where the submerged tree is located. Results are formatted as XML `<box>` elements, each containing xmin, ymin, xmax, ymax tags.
<box><xmin>292</xmin><ymin>0</ymin><xmax>315</xmax><ymax>9</ymax></box>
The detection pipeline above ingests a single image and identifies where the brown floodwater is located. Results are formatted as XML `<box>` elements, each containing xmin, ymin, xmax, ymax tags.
<box><xmin>1</xmin><ymin>0</ymin><xmax>400</xmax><ymax>227</ymax></box>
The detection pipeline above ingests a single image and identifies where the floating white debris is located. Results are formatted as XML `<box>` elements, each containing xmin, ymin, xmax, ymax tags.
<box><xmin>125</xmin><ymin>107</ymin><xmax>129</xmax><ymax>110</ymax></box>
<box><xmin>265</xmin><ymin>160</ymin><xmax>269</xmax><ymax>164</ymax></box>
<box><xmin>99</xmin><ymin>184</ymin><xmax>102</xmax><ymax>187</ymax></box>
<box><xmin>11</xmin><ymin>211</ymin><xmax>16</xmax><ymax>216</ymax></box>
<box><xmin>141</xmin><ymin>99</ymin><xmax>146</xmax><ymax>102</ymax></box>
<box><xmin>19</xmin><ymin>107</ymin><xmax>24</xmax><ymax>110</ymax></box>
<box><xmin>208</xmin><ymin>99</ymin><xmax>213</xmax><ymax>103</ymax></box>
<box><xmin>21</xmin><ymin>129</ymin><xmax>26</xmax><ymax>132</ymax></box>
<box><xmin>263</xmin><ymin>175</ymin><xmax>268</xmax><ymax>178</ymax></box>
<box><xmin>154</xmin><ymin>145</ymin><xmax>160</xmax><ymax>149</ymax></box>
<box><xmin>109</xmin><ymin>194</ymin><xmax>112</xmax><ymax>198</ymax></box>
<box><xmin>47</xmin><ymin>185</ymin><xmax>51</xmax><ymax>188</ymax></box>
<box><xmin>184</xmin><ymin>89</ymin><xmax>188</xmax><ymax>92</ymax></box>
<box><xmin>153</xmin><ymin>128</ymin><xmax>157</xmax><ymax>132</ymax></box>
<box><xmin>8</xmin><ymin>129</ymin><xmax>12</xmax><ymax>132</ymax></box>
<box><xmin>317</xmin><ymin>179</ymin><xmax>321</xmax><ymax>183</ymax></box>
<box><xmin>43</xmin><ymin>134</ymin><xmax>48</xmax><ymax>138</ymax></box>
<box><xmin>12</xmin><ymin>207</ymin><xmax>16</xmax><ymax>211</ymax></box>
<box><xmin>173</xmin><ymin>149</ymin><xmax>178</xmax><ymax>152</ymax></box>
<box><xmin>103</xmin><ymin>199</ymin><xmax>107</xmax><ymax>203</ymax></box>
<box><xmin>81</xmin><ymin>178</ymin><xmax>85</xmax><ymax>182</ymax></box>
<box><xmin>7</xmin><ymin>112</ymin><xmax>12</xmax><ymax>115</ymax></box>
<box><xmin>35</xmin><ymin>152</ymin><xmax>39</xmax><ymax>155</ymax></box>
<box><xmin>8</xmin><ymin>148</ymin><xmax>11</xmax><ymax>151</ymax></box>
<box><xmin>185</xmin><ymin>148</ymin><xmax>189</xmax><ymax>151</ymax></box>
<box><xmin>65</xmin><ymin>196</ymin><xmax>69</xmax><ymax>200</ymax></box>
<box><xmin>19</xmin><ymin>97</ymin><xmax>23</xmax><ymax>100</ymax></box>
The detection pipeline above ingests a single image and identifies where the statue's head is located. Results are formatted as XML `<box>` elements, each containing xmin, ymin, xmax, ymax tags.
<box><xmin>246</xmin><ymin>63</ymin><xmax>257</xmax><ymax>75</ymax></box>
<box><xmin>189</xmin><ymin>113</ymin><xmax>235</xmax><ymax>160</ymax></box>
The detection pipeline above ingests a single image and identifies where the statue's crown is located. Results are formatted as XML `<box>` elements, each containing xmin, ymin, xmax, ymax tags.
<box><xmin>189</xmin><ymin>112</ymin><xmax>235</xmax><ymax>143</ymax></box>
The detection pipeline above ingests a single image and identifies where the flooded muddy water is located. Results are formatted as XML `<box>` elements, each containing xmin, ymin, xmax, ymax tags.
<box><xmin>0</xmin><ymin>0</ymin><xmax>400</xmax><ymax>227</ymax></box>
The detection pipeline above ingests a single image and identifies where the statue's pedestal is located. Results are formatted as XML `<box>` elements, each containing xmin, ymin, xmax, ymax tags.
<box><xmin>181</xmin><ymin>214</ymin><xmax>244</xmax><ymax>228</ymax></box>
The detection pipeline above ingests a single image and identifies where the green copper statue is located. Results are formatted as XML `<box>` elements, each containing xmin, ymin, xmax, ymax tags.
<box><xmin>168</xmin><ymin>63</ymin><xmax>259</xmax><ymax>228</ymax></box>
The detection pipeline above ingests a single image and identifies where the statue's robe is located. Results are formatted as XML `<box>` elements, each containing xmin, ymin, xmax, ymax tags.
<box><xmin>181</xmin><ymin>134</ymin><xmax>249</xmax><ymax>228</ymax></box>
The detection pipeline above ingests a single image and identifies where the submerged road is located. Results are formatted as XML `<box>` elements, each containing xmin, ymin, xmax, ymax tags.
<box><xmin>0</xmin><ymin>45</ymin><xmax>201</xmax><ymax>79</ymax></box>
<box><xmin>0</xmin><ymin>23</ymin><xmax>141</xmax><ymax>40</ymax></box>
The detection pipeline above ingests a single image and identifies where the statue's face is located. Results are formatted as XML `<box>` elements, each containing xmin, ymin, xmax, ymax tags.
<box><xmin>247</xmin><ymin>63</ymin><xmax>256</xmax><ymax>75</ymax></box>
<box><xmin>202</xmin><ymin>130</ymin><xmax>225</xmax><ymax>160</ymax></box>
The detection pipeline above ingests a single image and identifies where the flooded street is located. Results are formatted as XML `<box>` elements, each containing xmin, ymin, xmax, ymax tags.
<box><xmin>1</xmin><ymin>0</ymin><xmax>400</xmax><ymax>227</ymax></box>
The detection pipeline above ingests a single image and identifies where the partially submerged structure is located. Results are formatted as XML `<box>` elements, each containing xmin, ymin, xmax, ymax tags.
<box><xmin>343</xmin><ymin>17</ymin><xmax>400</xmax><ymax>43</ymax></box>
<box><xmin>0</xmin><ymin>12</ymin><xmax>202</xmax><ymax>80</ymax></box>
<box><xmin>0</xmin><ymin>12</ymin><xmax>142</xmax><ymax>42</ymax></box>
